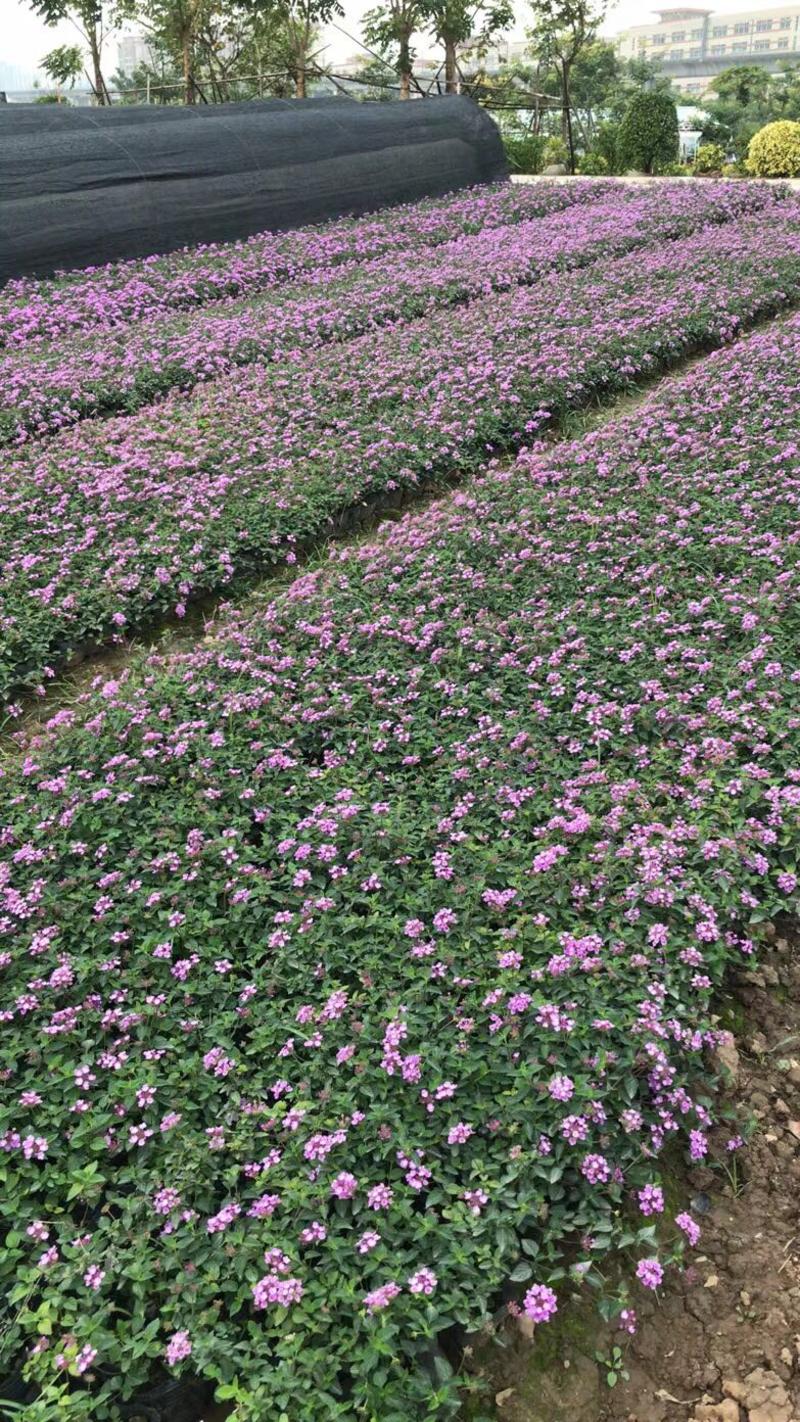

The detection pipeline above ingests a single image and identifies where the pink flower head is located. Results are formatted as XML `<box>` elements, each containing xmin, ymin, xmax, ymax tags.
<box><xmin>330</xmin><ymin>1171</ymin><xmax>358</xmax><ymax>1199</ymax></box>
<box><xmin>74</xmin><ymin>1345</ymin><xmax>97</xmax><ymax>1375</ymax></box>
<box><xmin>523</xmin><ymin>1284</ymin><xmax>558</xmax><ymax>1323</ymax></box>
<box><xmin>408</xmin><ymin>1267</ymin><xmax>437</xmax><ymax>1296</ymax></box>
<box><xmin>675</xmin><ymin>1211</ymin><xmax>701</xmax><ymax>1247</ymax></box>
<box><xmin>580</xmin><ymin>1153</ymin><xmax>610</xmax><ymax>1184</ymax></box>
<box><xmin>165</xmin><ymin>1331</ymin><xmax>192</xmax><ymax>1366</ymax></box>
<box><xmin>366</xmin><ymin>1183</ymin><xmax>394</xmax><ymax>1211</ymax></box>
<box><xmin>252</xmin><ymin>1273</ymin><xmax>304</xmax><ymax>1308</ymax></box>
<box><xmin>363</xmin><ymin>1281</ymin><xmax>401</xmax><ymax>1313</ymax></box>
<box><xmin>548</xmin><ymin>1074</ymin><xmax>574</xmax><ymax>1102</ymax></box>
<box><xmin>636</xmin><ymin>1257</ymin><xmax>664</xmax><ymax>1291</ymax></box>
<box><xmin>637</xmin><ymin>1183</ymin><xmax>665</xmax><ymax>1216</ymax></box>
<box><xmin>300</xmin><ymin>1220</ymin><xmax>328</xmax><ymax>1245</ymax></box>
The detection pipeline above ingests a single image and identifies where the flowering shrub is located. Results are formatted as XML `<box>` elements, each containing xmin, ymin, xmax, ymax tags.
<box><xmin>0</xmin><ymin>180</ymin><xmax>782</xmax><ymax>445</ymax></box>
<box><xmin>1</xmin><ymin>311</ymin><xmax>799</xmax><ymax>1417</ymax></box>
<box><xmin>0</xmin><ymin>181</ymin><xmax>605</xmax><ymax>350</ymax></box>
<box><xmin>3</xmin><ymin>207</ymin><xmax>800</xmax><ymax>703</ymax></box>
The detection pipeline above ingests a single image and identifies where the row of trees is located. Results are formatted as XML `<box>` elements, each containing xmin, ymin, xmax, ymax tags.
<box><xmin>32</xmin><ymin>0</ymin><xmax>342</xmax><ymax>103</ymax></box>
<box><xmin>699</xmin><ymin>62</ymin><xmax>800</xmax><ymax>162</ymax></box>
<box><xmin>30</xmin><ymin>0</ymin><xmax>611</xmax><ymax>113</ymax></box>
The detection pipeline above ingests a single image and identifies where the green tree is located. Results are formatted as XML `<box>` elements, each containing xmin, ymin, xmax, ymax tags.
<box><xmin>259</xmin><ymin>0</ymin><xmax>342</xmax><ymax>97</ymax></box>
<box><xmin>712</xmin><ymin>63</ymin><xmax>770</xmax><ymax>107</ymax></box>
<box><xmin>348</xmin><ymin>54</ymin><xmax>396</xmax><ymax>99</ymax></box>
<box><xmin>526</xmin><ymin>0</ymin><xmax>607</xmax><ymax>169</ymax></box>
<box><xmin>122</xmin><ymin>0</ymin><xmax>208</xmax><ymax>102</ymax></box>
<box><xmin>363</xmin><ymin>0</ymin><xmax>424</xmax><ymax>98</ymax></box>
<box><xmin>422</xmin><ymin>0</ymin><xmax>513</xmax><ymax>94</ymax></box>
<box><xmin>28</xmin><ymin>0</ymin><xmax>114</xmax><ymax>102</ymax></box>
<box><xmin>617</xmin><ymin>87</ymin><xmax>678</xmax><ymax>173</ymax></box>
<box><xmin>110</xmin><ymin>48</ymin><xmax>180</xmax><ymax>101</ymax></box>
<box><xmin>567</xmin><ymin>36</ymin><xmax>620</xmax><ymax>146</ymax></box>
<box><xmin>203</xmin><ymin>3</ymin><xmax>299</xmax><ymax>99</ymax></box>
<box><xmin>40</xmin><ymin>40</ymin><xmax>85</xmax><ymax>90</ymax></box>
<box><xmin>700</xmin><ymin>64</ymin><xmax>800</xmax><ymax>161</ymax></box>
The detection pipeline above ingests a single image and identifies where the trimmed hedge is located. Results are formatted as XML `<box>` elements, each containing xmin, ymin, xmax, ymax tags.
<box><xmin>746</xmin><ymin>120</ymin><xmax>800</xmax><ymax>178</ymax></box>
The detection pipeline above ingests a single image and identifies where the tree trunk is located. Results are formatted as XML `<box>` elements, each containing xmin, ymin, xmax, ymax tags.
<box><xmin>444</xmin><ymin>36</ymin><xmax>457</xmax><ymax>93</ymax></box>
<box><xmin>183</xmin><ymin>34</ymin><xmax>195</xmax><ymax>104</ymax></box>
<box><xmin>88</xmin><ymin>27</ymin><xmax>106</xmax><ymax>105</ymax></box>
<box><xmin>295</xmin><ymin>64</ymin><xmax>306</xmax><ymax>98</ymax></box>
<box><xmin>399</xmin><ymin>37</ymin><xmax>411</xmax><ymax>98</ymax></box>
<box><xmin>561</xmin><ymin>60</ymin><xmax>575</xmax><ymax>173</ymax></box>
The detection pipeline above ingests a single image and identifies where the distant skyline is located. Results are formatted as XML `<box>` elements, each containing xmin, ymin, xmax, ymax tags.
<box><xmin>0</xmin><ymin>0</ymin><xmax>787</xmax><ymax>86</ymax></box>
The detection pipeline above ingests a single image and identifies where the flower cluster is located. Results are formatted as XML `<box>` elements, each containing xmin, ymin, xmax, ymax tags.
<box><xmin>0</xmin><ymin>180</ymin><xmax>782</xmax><ymax>443</ymax></box>
<box><xmin>2</xmin><ymin>197</ymin><xmax>800</xmax><ymax>702</ymax></box>
<box><xmin>0</xmin><ymin>179</ymin><xmax>601</xmax><ymax>348</ymax></box>
<box><xmin>1</xmin><ymin>298</ymin><xmax>799</xmax><ymax>1414</ymax></box>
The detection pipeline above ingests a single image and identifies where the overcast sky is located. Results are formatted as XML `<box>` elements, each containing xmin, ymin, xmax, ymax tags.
<box><xmin>0</xmin><ymin>0</ymin><xmax>771</xmax><ymax>79</ymax></box>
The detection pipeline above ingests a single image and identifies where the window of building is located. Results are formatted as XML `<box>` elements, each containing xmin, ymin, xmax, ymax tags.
<box><xmin>652</xmin><ymin>32</ymin><xmax>666</xmax><ymax>44</ymax></box>
<box><xmin>690</xmin><ymin>26</ymin><xmax>703</xmax><ymax>37</ymax></box>
<box><xmin>689</xmin><ymin>45</ymin><xmax>702</xmax><ymax>55</ymax></box>
<box><xmin>779</xmin><ymin>17</ymin><xmax>792</xmax><ymax>27</ymax></box>
<box><xmin>733</xmin><ymin>21</ymin><xmax>750</xmax><ymax>33</ymax></box>
<box><xmin>669</xmin><ymin>46</ymin><xmax>684</xmax><ymax>57</ymax></box>
<box><xmin>753</xmin><ymin>37</ymin><xmax>771</xmax><ymax>47</ymax></box>
<box><xmin>712</xmin><ymin>23</ymin><xmax>727</xmax><ymax>34</ymax></box>
<box><xmin>731</xmin><ymin>39</ymin><xmax>748</xmax><ymax>49</ymax></box>
<box><xmin>710</xmin><ymin>41</ymin><xmax>726</xmax><ymax>52</ymax></box>
<box><xmin>755</xmin><ymin>18</ymin><xmax>772</xmax><ymax>30</ymax></box>
<box><xmin>778</xmin><ymin>35</ymin><xmax>790</xmax><ymax>44</ymax></box>
<box><xmin>671</xmin><ymin>29</ymin><xmax>685</xmax><ymax>40</ymax></box>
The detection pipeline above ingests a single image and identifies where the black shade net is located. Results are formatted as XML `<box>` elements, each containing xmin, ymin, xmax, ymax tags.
<box><xmin>0</xmin><ymin>95</ymin><xmax>508</xmax><ymax>284</ymax></box>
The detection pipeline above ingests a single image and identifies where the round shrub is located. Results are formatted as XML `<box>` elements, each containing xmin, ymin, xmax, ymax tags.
<box><xmin>693</xmin><ymin>142</ymin><xmax>726</xmax><ymax>176</ymax></box>
<box><xmin>577</xmin><ymin>150</ymin><xmax>609</xmax><ymax>175</ymax></box>
<box><xmin>617</xmin><ymin>90</ymin><xmax>679</xmax><ymax>175</ymax></box>
<box><xmin>745</xmin><ymin>120</ymin><xmax>800</xmax><ymax>177</ymax></box>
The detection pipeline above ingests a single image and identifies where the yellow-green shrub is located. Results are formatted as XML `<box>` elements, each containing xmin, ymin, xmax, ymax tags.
<box><xmin>693</xmin><ymin>143</ymin><xmax>726</xmax><ymax>175</ymax></box>
<box><xmin>745</xmin><ymin>120</ymin><xmax>800</xmax><ymax>177</ymax></box>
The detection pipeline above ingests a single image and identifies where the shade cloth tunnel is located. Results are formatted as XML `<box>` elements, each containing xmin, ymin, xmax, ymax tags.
<box><xmin>0</xmin><ymin>95</ymin><xmax>508</xmax><ymax>284</ymax></box>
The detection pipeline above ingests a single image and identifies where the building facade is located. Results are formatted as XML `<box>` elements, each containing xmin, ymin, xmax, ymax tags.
<box><xmin>615</xmin><ymin>6</ymin><xmax>800</xmax><ymax>95</ymax></box>
<box><xmin>116</xmin><ymin>35</ymin><xmax>155</xmax><ymax>78</ymax></box>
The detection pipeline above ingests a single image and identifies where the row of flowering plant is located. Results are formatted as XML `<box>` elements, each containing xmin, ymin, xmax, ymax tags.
<box><xmin>0</xmin><ymin>180</ymin><xmax>786</xmax><ymax>444</ymax></box>
<box><xmin>1</xmin><ymin>311</ymin><xmax>799</xmax><ymax>1418</ymax></box>
<box><xmin>4</xmin><ymin>208</ymin><xmax>800</xmax><ymax>705</ymax></box>
<box><xmin>0</xmin><ymin>180</ymin><xmax>606</xmax><ymax>348</ymax></box>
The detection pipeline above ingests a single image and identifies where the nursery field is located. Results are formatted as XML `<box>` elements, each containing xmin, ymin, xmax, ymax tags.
<box><xmin>1</xmin><ymin>183</ymin><xmax>800</xmax><ymax>1422</ymax></box>
<box><xmin>3</xmin><ymin>184</ymin><xmax>800</xmax><ymax>705</ymax></box>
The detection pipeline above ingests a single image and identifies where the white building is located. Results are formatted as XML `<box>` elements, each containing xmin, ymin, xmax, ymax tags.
<box><xmin>116</xmin><ymin>35</ymin><xmax>155</xmax><ymax>77</ymax></box>
<box><xmin>615</xmin><ymin>5</ymin><xmax>800</xmax><ymax>95</ymax></box>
